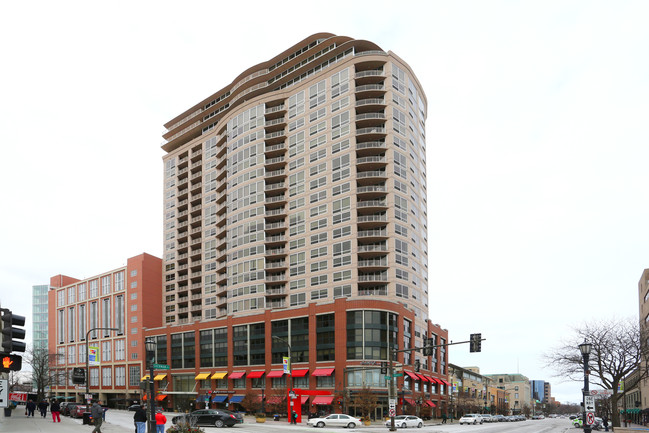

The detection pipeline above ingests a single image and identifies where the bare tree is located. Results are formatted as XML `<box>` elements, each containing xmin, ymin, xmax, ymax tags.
<box><xmin>354</xmin><ymin>385</ymin><xmax>377</xmax><ymax>421</ymax></box>
<box><xmin>544</xmin><ymin>317</ymin><xmax>649</xmax><ymax>428</ymax></box>
<box><xmin>24</xmin><ymin>348</ymin><xmax>59</xmax><ymax>400</ymax></box>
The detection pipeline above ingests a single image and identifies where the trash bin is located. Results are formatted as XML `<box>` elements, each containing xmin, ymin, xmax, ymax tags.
<box><xmin>4</xmin><ymin>408</ymin><xmax>12</xmax><ymax>417</ymax></box>
<box><xmin>274</xmin><ymin>414</ymin><xmax>280</xmax><ymax>421</ymax></box>
<box><xmin>82</xmin><ymin>412</ymin><xmax>92</xmax><ymax>425</ymax></box>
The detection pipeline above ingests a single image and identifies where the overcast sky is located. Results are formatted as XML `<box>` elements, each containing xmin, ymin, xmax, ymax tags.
<box><xmin>1</xmin><ymin>0</ymin><xmax>647</xmax><ymax>405</ymax></box>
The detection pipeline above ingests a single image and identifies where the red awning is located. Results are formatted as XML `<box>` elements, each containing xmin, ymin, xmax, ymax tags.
<box><xmin>267</xmin><ymin>370</ymin><xmax>285</xmax><ymax>378</ymax></box>
<box><xmin>156</xmin><ymin>395</ymin><xmax>168</xmax><ymax>401</ymax></box>
<box><xmin>267</xmin><ymin>396</ymin><xmax>284</xmax><ymax>404</ymax></box>
<box><xmin>312</xmin><ymin>368</ymin><xmax>334</xmax><ymax>376</ymax></box>
<box><xmin>440</xmin><ymin>379</ymin><xmax>451</xmax><ymax>386</ymax></box>
<box><xmin>292</xmin><ymin>369</ymin><xmax>309</xmax><ymax>377</ymax></box>
<box><xmin>312</xmin><ymin>395</ymin><xmax>334</xmax><ymax>405</ymax></box>
<box><xmin>300</xmin><ymin>395</ymin><xmax>309</xmax><ymax>404</ymax></box>
<box><xmin>247</xmin><ymin>371</ymin><xmax>265</xmax><ymax>379</ymax></box>
<box><xmin>403</xmin><ymin>398</ymin><xmax>416</xmax><ymax>405</ymax></box>
<box><xmin>416</xmin><ymin>373</ymin><xmax>429</xmax><ymax>382</ymax></box>
<box><xmin>405</xmin><ymin>371</ymin><xmax>419</xmax><ymax>380</ymax></box>
<box><xmin>427</xmin><ymin>376</ymin><xmax>442</xmax><ymax>384</ymax></box>
<box><xmin>229</xmin><ymin>371</ymin><xmax>245</xmax><ymax>379</ymax></box>
<box><xmin>425</xmin><ymin>400</ymin><xmax>436</xmax><ymax>407</ymax></box>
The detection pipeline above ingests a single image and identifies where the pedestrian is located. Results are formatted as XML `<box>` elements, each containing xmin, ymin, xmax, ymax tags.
<box><xmin>603</xmin><ymin>415</ymin><xmax>609</xmax><ymax>432</ymax></box>
<box><xmin>291</xmin><ymin>410</ymin><xmax>298</xmax><ymax>424</ymax></box>
<box><xmin>442</xmin><ymin>413</ymin><xmax>447</xmax><ymax>424</ymax></box>
<box><xmin>26</xmin><ymin>399</ymin><xmax>36</xmax><ymax>416</ymax></box>
<box><xmin>155</xmin><ymin>409</ymin><xmax>167</xmax><ymax>433</ymax></box>
<box><xmin>91</xmin><ymin>400</ymin><xmax>104</xmax><ymax>433</ymax></box>
<box><xmin>134</xmin><ymin>405</ymin><xmax>147</xmax><ymax>433</ymax></box>
<box><xmin>50</xmin><ymin>399</ymin><xmax>61</xmax><ymax>422</ymax></box>
<box><xmin>38</xmin><ymin>399</ymin><xmax>49</xmax><ymax>417</ymax></box>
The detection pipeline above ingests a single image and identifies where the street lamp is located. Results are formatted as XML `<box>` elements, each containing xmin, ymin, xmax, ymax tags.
<box><xmin>145</xmin><ymin>337</ymin><xmax>157</xmax><ymax>433</ymax></box>
<box><xmin>272</xmin><ymin>336</ymin><xmax>293</xmax><ymax>419</ymax></box>
<box><xmin>85</xmin><ymin>327</ymin><xmax>118</xmax><ymax>413</ymax></box>
<box><xmin>579</xmin><ymin>341</ymin><xmax>592</xmax><ymax>433</ymax></box>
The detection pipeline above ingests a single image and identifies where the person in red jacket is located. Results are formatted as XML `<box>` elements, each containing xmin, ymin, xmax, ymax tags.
<box><xmin>155</xmin><ymin>409</ymin><xmax>167</xmax><ymax>433</ymax></box>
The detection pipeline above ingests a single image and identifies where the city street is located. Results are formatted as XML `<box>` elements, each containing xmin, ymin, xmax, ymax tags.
<box><xmin>0</xmin><ymin>411</ymin><xmax>574</xmax><ymax>433</ymax></box>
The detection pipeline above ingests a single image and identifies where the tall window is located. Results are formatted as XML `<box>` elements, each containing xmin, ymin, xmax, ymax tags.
<box><xmin>57</xmin><ymin>310</ymin><xmax>64</xmax><ymax>344</ymax></box>
<box><xmin>68</xmin><ymin>307</ymin><xmax>75</xmax><ymax>342</ymax></box>
<box><xmin>102</xmin><ymin>367</ymin><xmax>112</xmax><ymax>387</ymax></box>
<box><xmin>114</xmin><ymin>271</ymin><xmax>124</xmax><ymax>291</ymax></box>
<box><xmin>89</xmin><ymin>280</ymin><xmax>98</xmax><ymax>298</ymax></box>
<box><xmin>90</xmin><ymin>302</ymin><xmax>98</xmax><ymax>339</ymax></box>
<box><xmin>115</xmin><ymin>295</ymin><xmax>125</xmax><ymax>335</ymax></box>
<box><xmin>115</xmin><ymin>339</ymin><xmax>125</xmax><ymax>361</ymax></box>
<box><xmin>101</xmin><ymin>341</ymin><xmax>112</xmax><ymax>362</ymax></box>
<box><xmin>102</xmin><ymin>298</ymin><xmax>111</xmax><ymax>336</ymax></box>
<box><xmin>129</xmin><ymin>365</ymin><xmax>141</xmax><ymax>387</ymax></box>
<box><xmin>78</xmin><ymin>283</ymin><xmax>86</xmax><ymax>302</ymax></box>
<box><xmin>90</xmin><ymin>368</ymin><xmax>99</xmax><ymax>387</ymax></box>
<box><xmin>115</xmin><ymin>366</ymin><xmax>126</xmax><ymax>386</ymax></box>
<box><xmin>101</xmin><ymin>275</ymin><xmax>111</xmax><ymax>295</ymax></box>
<box><xmin>79</xmin><ymin>305</ymin><xmax>86</xmax><ymax>340</ymax></box>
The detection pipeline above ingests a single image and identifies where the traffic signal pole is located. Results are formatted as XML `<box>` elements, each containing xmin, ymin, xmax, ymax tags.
<box><xmin>386</xmin><ymin>335</ymin><xmax>486</xmax><ymax>431</ymax></box>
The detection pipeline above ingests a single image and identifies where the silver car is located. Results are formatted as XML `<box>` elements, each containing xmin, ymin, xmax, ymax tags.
<box><xmin>459</xmin><ymin>413</ymin><xmax>484</xmax><ymax>425</ymax></box>
<box><xmin>384</xmin><ymin>415</ymin><xmax>424</xmax><ymax>428</ymax></box>
<box><xmin>307</xmin><ymin>414</ymin><xmax>362</xmax><ymax>428</ymax></box>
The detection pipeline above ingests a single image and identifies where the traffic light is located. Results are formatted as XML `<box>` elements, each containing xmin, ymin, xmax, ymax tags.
<box><xmin>422</xmin><ymin>337</ymin><xmax>433</xmax><ymax>356</ymax></box>
<box><xmin>469</xmin><ymin>333</ymin><xmax>482</xmax><ymax>353</ymax></box>
<box><xmin>380</xmin><ymin>361</ymin><xmax>388</xmax><ymax>375</ymax></box>
<box><xmin>1</xmin><ymin>309</ymin><xmax>26</xmax><ymax>353</ymax></box>
<box><xmin>0</xmin><ymin>353</ymin><xmax>22</xmax><ymax>372</ymax></box>
<box><xmin>414</xmin><ymin>359</ymin><xmax>420</xmax><ymax>372</ymax></box>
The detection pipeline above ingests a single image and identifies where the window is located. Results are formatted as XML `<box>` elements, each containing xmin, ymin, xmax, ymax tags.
<box><xmin>332</xmin><ymin>154</ymin><xmax>350</xmax><ymax>182</ymax></box>
<box><xmin>311</xmin><ymin>288</ymin><xmax>328</xmax><ymax>299</ymax></box>
<box><xmin>310</xmin><ymin>204</ymin><xmax>327</xmax><ymax>217</ymax></box>
<box><xmin>331</xmin><ymin>111</ymin><xmax>350</xmax><ymax>140</ymax></box>
<box><xmin>332</xmin><ymin>182</ymin><xmax>350</xmax><ymax>196</ymax></box>
<box><xmin>288</xmin><ymin>131</ymin><xmax>305</xmax><ymax>157</ymax></box>
<box><xmin>114</xmin><ymin>271</ymin><xmax>124</xmax><ymax>291</ymax></box>
<box><xmin>331</xmin><ymin>138</ymin><xmax>349</xmax><ymax>154</ymax></box>
<box><xmin>115</xmin><ymin>366</ymin><xmax>126</xmax><ymax>386</ymax></box>
<box><xmin>290</xmin><ymin>293</ymin><xmax>306</xmax><ymax>306</ymax></box>
<box><xmin>102</xmin><ymin>367</ymin><xmax>112</xmax><ymax>387</ymax></box>
<box><xmin>309</xmin><ymin>79</ymin><xmax>326</xmax><ymax>108</ymax></box>
<box><xmin>333</xmin><ymin>285</ymin><xmax>352</xmax><ymax>298</ymax></box>
<box><xmin>311</xmin><ymin>232</ymin><xmax>327</xmax><ymax>245</ymax></box>
<box><xmin>309</xmin><ymin>107</ymin><xmax>326</xmax><ymax>123</ymax></box>
<box><xmin>331</xmin><ymin>68</ymin><xmax>349</xmax><ymax>98</ymax></box>
<box><xmin>311</xmin><ymin>246</ymin><xmax>327</xmax><ymax>258</ymax></box>
<box><xmin>288</xmin><ymin>91</ymin><xmax>305</xmax><ymax>118</ymax></box>
<box><xmin>333</xmin><ymin>226</ymin><xmax>351</xmax><ymax>239</ymax></box>
<box><xmin>101</xmin><ymin>275</ymin><xmax>111</xmax><ymax>295</ymax></box>
<box><xmin>311</xmin><ymin>275</ymin><xmax>328</xmax><ymax>286</ymax></box>
<box><xmin>310</xmin><ymin>260</ymin><xmax>327</xmax><ymax>272</ymax></box>
<box><xmin>309</xmin><ymin>121</ymin><xmax>326</xmax><ymax>136</ymax></box>
<box><xmin>310</xmin><ymin>218</ymin><xmax>327</xmax><ymax>231</ymax></box>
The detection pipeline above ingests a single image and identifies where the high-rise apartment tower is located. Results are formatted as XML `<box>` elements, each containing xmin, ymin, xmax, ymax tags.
<box><xmin>152</xmin><ymin>33</ymin><xmax>448</xmax><ymax>416</ymax></box>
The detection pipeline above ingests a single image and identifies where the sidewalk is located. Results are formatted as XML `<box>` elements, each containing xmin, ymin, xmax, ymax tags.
<box><xmin>0</xmin><ymin>412</ymin><xmax>131</xmax><ymax>433</ymax></box>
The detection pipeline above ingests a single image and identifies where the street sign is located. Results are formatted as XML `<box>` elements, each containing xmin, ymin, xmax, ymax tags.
<box><xmin>153</xmin><ymin>363</ymin><xmax>170</xmax><ymax>370</ymax></box>
<box><xmin>389</xmin><ymin>408</ymin><xmax>396</xmax><ymax>417</ymax></box>
<box><xmin>393</xmin><ymin>373</ymin><xmax>403</xmax><ymax>377</ymax></box>
<box><xmin>389</xmin><ymin>399</ymin><xmax>396</xmax><ymax>410</ymax></box>
<box><xmin>590</xmin><ymin>390</ymin><xmax>612</xmax><ymax>396</ymax></box>
<box><xmin>0</xmin><ymin>379</ymin><xmax>7</xmax><ymax>408</ymax></box>
<box><xmin>586</xmin><ymin>412</ymin><xmax>595</xmax><ymax>425</ymax></box>
<box><xmin>584</xmin><ymin>395</ymin><xmax>595</xmax><ymax>412</ymax></box>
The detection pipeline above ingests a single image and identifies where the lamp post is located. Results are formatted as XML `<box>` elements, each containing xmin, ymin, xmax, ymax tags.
<box><xmin>579</xmin><ymin>341</ymin><xmax>592</xmax><ymax>433</ymax></box>
<box><xmin>85</xmin><ymin>327</ymin><xmax>118</xmax><ymax>413</ymax></box>
<box><xmin>272</xmin><ymin>336</ymin><xmax>292</xmax><ymax>419</ymax></box>
<box><xmin>145</xmin><ymin>337</ymin><xmax>157</xmax><ymax>433</ymax></box>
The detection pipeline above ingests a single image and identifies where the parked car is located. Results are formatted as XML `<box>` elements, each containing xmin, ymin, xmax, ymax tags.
<box><xmin>172</xmin><ymin>409</ymin><xmax>244</xmax><ymax>428</ymax></box>
<box><xmin>61</xmin><ymin>402</ymin><xmax>81</xmax><ymax>416</ymax></box>
<box><xmin>307</xmin><ymin>414</ymin><xmax>362</xmax><ymax>428</ymax></box>
<box><xmin>384</xmin><ymin>415</ymin><xmax>424</xmax><ymax>428</ymax></box>
<box><xmin>459</xmin><ymin>414</ymin><xmax>483</xmax><ymax>425</ymax></box>
<box><xmin>69</xmin><ymin>404</ymin><xmax>89</xmax><ymax>418</ymax></box>
<box><xmin>481</xmin><ymin>414</ymin><xmax>493</xmax><ymax>422</ymax></box>
<box><xmin>572</xmin><ymin>415</ymin><xmax>602</xmax><ymax>430</ymax></box>
<box><xmin>493</xmin><ymin>414</ymin><xmax>506</xmax><ymax>422</ymax></box>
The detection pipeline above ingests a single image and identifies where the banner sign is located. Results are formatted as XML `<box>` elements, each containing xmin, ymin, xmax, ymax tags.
<box><xmin>88</xmin><ymin>346</ymin><xmax>100</xmax><ymax>366</ymax></box>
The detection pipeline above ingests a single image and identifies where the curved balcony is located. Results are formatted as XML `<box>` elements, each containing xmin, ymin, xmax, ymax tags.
<box><xmin>265</xmin><ymin>181</ymin><xmax>287</xmax><ymax>195</ymax></box>
<box><xmin>265</xmin><ymin>285</ymin><xmax>287</xmax><ymax>298</ymax></box>
<box><xmin>265</xmin><ymin>103</ymin><xmax>286</xmax><ymax>120</ymax></box>
<box><xmin>357</xmin><ymin>243</ymin><xmax>389</xmax><ymax>258</ymax></box>
<box><xmin>264</xmin><ymin>234</ymin><xmax>287</xmax><ymax>246</ymax></box>
<box><xmin>265</xmin><ymin>129</ymin><xmax>286</xmax><ymax>145</ymax></box>
<box><xmin>266</xmin><ymin>272</ymin><xmax>288</xmax><ymax>283</ymax></box>
<box><xmin>265</xmin><ymin>260</ymin><xmax>287</xmax><ymax>271</ymax></box>
<box><xmin>265</xmin><ymin>193</ymin><xmax>287</xmax><ymax>206</ymax></box>
<box><xmin>264</xmin><ymin>221</ymin><xmax>287</xmax><ymax>235</ymax></box>
<box><xmin>357</xmin><ymin>228</ymin><xmax>388</xmax><ymax>242</ymax></box>
<box><xmin>357</xmin><ymin>256</ymin><xmax>389</xmax><ymax>271</ymax></box>
<box><xmin>357</xmin><ymin>199</ymin><xmax>388</xmax><ymax>212</ymax></box>
<box><xmin>356</xmin><ymin>169</ymin><xmax>387</xmax><ymax>185</ymax></box>
<box><xmin>357</xmin><ymin>272</ymin><xmax>389</xmax><ymax>284</ymax></box>
<box><xmin>355</xmin><ymin>112</ymin><xmax>386</xmax><ymax>128</ymax></box>
<box><xmin>356</xmin><ymin>155</ymin><xmax>387</xmax><ymax>170</ymax></box>
<box><xmin>356</xmin><ymin>213</ymin><xmax>388</xmax><ymax>229</ymax></box>
<box><xmin>355</xmin><ymin>84</ymin><xmax>385</xmax><ymax>98</ymax></box>
<box><xmin>265</xmin><ymin>206</ymin><xmax>287</xmax><ymax>222</ymax></box>
<box><xmin>265</xmin><ymin>155</ymin><xmax>287</xmax><ymax>171</ymax></box>
<box><xmin>265</xmin><ymin>168</ymin><xmax>286</xmax><ymax>182</ymax></box>
<box><xmin>264</xmin><ymin>116</ymin><xmax>287</xmax><ymax>133</ymax></box>
<box><xmin>355</xmin><ymin>126</ymin><xmax>386</xmax><ymax>141</ymax></box>
<box><xmin>265</xmin><ymin>247</ymin><xmax>287</xmax><ymax>257</ymax></box>
<box><xmin>356</xmin><ymin>140</ymin><xmax>387</xmax><ymax>157</ymax></box>
<box><xmin>354</xmin><ymin>69</ymin><xmax>386</xmax><ymax>85</ymax></box>
<box><xmin>355</xmin><ymin>98</ymin><xmax>386</xmax><ymax>113</ymax></box>
<box><xmin>356</xmin><ymin>184</ymin><xmax>387</xmax><ymax>199</ymax></box>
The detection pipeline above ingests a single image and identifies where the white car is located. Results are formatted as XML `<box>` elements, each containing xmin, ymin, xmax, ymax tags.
<box><xmin>384</xmin><ymin>415</ymin><xmax>424</xmax><ymax>428</ymax></box>
<box><xmin>459</xmin><ymin>414</ymin><xmax>484</xmax><ymax>425</ymax></box>
<box><xmin>307</xmin><ymin>414</ymin><xmax>362</xmax><ymax>428</ymax></box>
<box><xmin>481</xmin><ymin>414</ymin><xmax>493</xmax><ymax>422</ymax></box>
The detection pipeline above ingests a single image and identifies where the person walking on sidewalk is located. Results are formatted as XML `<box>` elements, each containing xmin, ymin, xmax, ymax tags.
<box><xmin>155</xmin><ymin>409</ymin><xmax>167</xmax><ymax>433</ymax></box>
<box><xmin>91</xmin><ymin>400</ymin><xmax>104</xmax><ymax>433</ymax></box>
<box><xmin>38</xmin><ymin>399</ymin><xmax>49</xmax><ymax>417</ymax></box>
<box><xmin>134</xmin><ymin>405</ymin><xmax>147</xmax><ymax>433</ymax></box>
<box><xmin>50</xmin><ymin>399</ymin><xmax>61</xmax><ymax>422</ymax></box>
<box><xmin>26</xmin><ymin>399</ymin><xmax>36</xmax><ymax>416</ymax></box>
